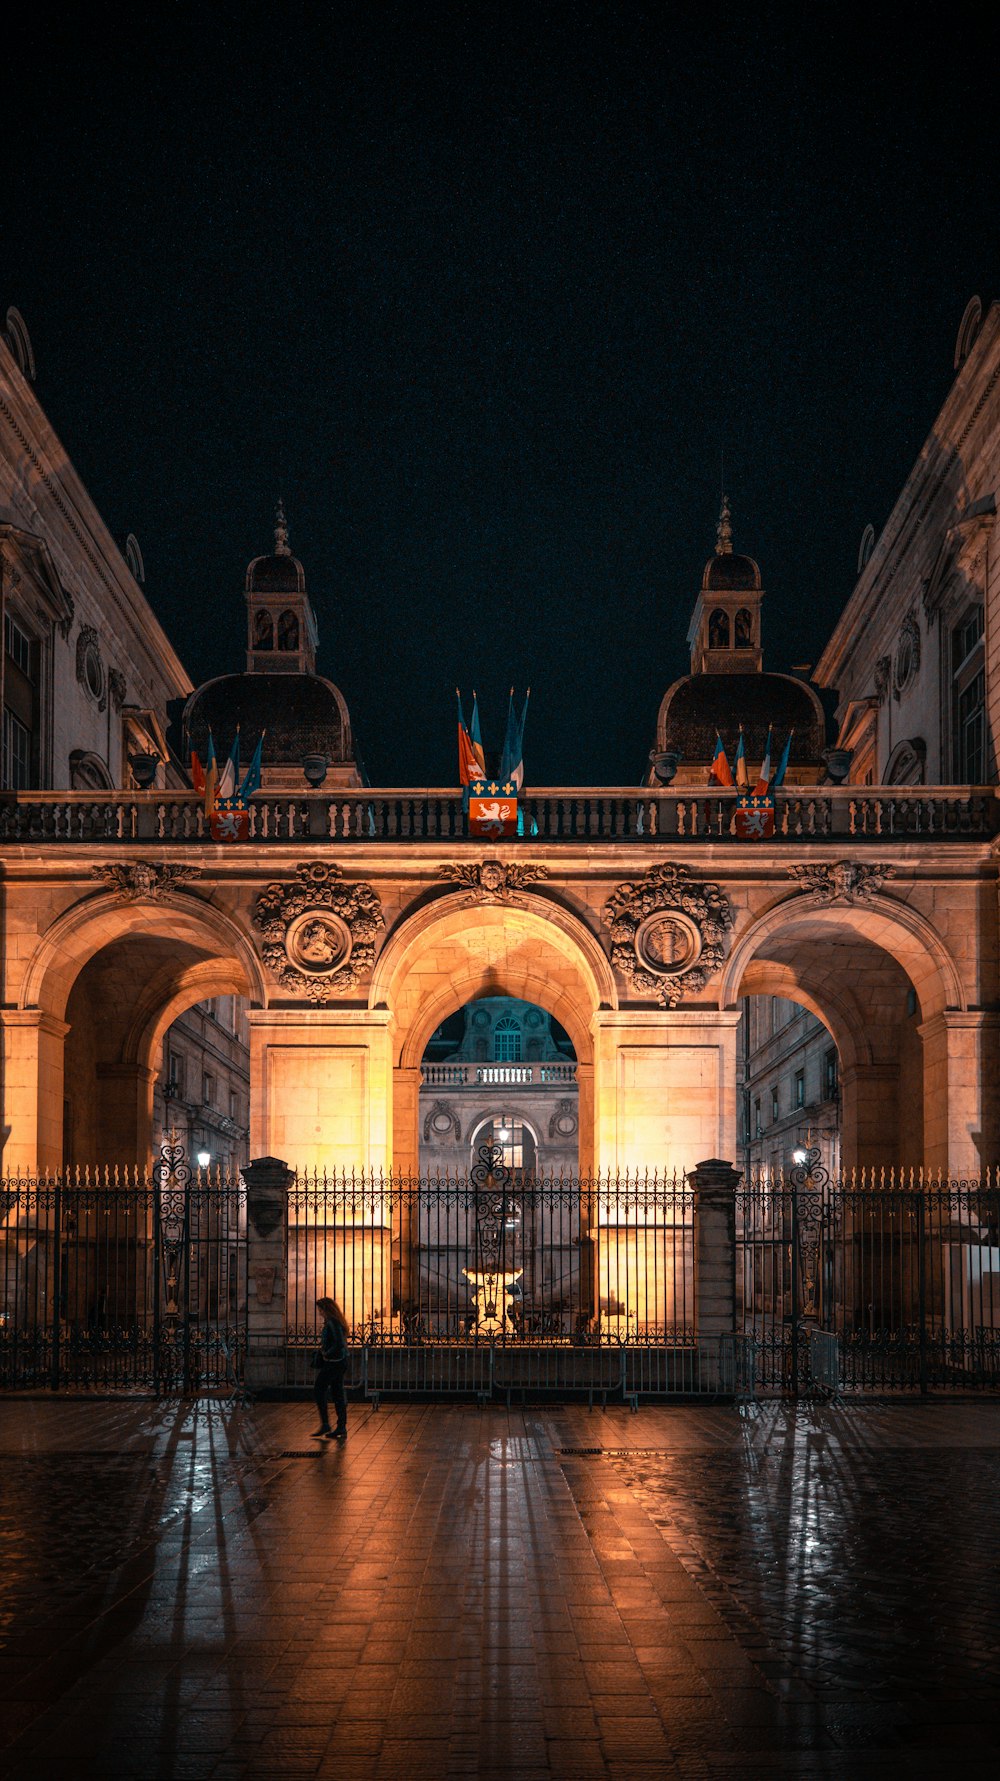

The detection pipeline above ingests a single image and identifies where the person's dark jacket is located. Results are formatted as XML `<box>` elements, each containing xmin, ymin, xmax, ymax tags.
<box><xmin>320</xmin><ymin>1320</ymin><xmax>348</xmax><ymax>1364</ymax></box>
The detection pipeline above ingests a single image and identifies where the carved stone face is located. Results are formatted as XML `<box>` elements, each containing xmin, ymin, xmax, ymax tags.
<box><xmin>479</xmin><ymin>862</ymin><xmax>505</xmax><ymax>893</ymax></box>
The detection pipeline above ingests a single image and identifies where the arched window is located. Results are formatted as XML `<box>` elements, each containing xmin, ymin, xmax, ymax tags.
<box><xmin>708</xmin><ymin>609</ymin><xmax>730</xmax><ymax>648</ymax></box>
<box><xmin>253</xmin><ymin>609</ymin><xmax>274</xmax><ymax>649</ymax></box>
<box><xmin>277</xmin><ymin>610</ymin><xmax>299</xmax><ymax>651</ymax></box>
<box><xmin>472</xmin><ymin>1114</ymin><xmax>537</xmax><ymax>1175</ymax></box>
<box><xmin>493</xmin><ymin>1015</ymin><xmax>522</xmax><ymax>1062</ymax></box>
<box><xmin>885</xmin><ymin>738</ymin><xmax>926</xmax><ymax>786</ymax></box>
<box><xmin>735</xmin><ymin>608</ymin><xmax>753</xmax><ymax>647</ymax></box>
<box><xmin>68</xmin><ymin>749</ymin><xmax>114</xmax><ymax>791</ymax></box>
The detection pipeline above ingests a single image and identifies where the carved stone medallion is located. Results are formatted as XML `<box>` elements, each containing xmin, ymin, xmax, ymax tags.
<box><xmin>253</xmin><ymin>862</ymin><xmax>383</xmax><ymax>1002</ymax></box>
<box><xmin>441</xmin><ymin>860</ymin><xmax>548</xmax><ymax>903</ymax></box>
<box><xmin>788</xmin><ymin>861</ymin><xmax>894</xmax><ymax>904</ymax></box>
<box><xmin>603</xmin><ymin>864</ymin><xmax>733</xmax><ymax>1007</ymax></box>
<box><xmin>92</xmin><ymin>861</ymin><xmax>198</xmax><ymax>902</ymax></box>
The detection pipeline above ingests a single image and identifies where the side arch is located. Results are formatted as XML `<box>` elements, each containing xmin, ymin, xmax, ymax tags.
<box><xmin>21</xmin><ymin>889</ymin><xmax>267</xmax><ymax>1020</ymax></box>
<box><xmin>720</xmin><ymin>891</ymin><xmax>965</xmax><ymax>1019</ymax></box>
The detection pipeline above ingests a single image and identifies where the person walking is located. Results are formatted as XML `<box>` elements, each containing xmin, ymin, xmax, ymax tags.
<box><xmin>312</xmin><ymin>1297</ymin><xmax>350</xmax><ymax>1440</ymax></box>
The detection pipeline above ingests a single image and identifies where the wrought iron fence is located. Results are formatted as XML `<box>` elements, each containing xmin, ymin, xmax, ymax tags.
<box><xmin>285</xmin><ymin>1145</ymin><xmax>698</xmax><ymax>1397</ymax></box>
<box><xmin>737</xmin><ymin>1149</ymin><xmax>1000</xmax><ymax>1395</ymax></box>
<box><xmin>0</xmin><ymin>1142</ymin><xmax>247</xmax><ymax>1391</ymax></box>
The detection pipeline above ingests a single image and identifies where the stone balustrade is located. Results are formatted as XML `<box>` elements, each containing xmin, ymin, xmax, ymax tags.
<box><xmin>420</xmin><ymin>1061</ymin><xmax>578</xmax><ymax>1087</ymax></box>
<box><xmin>0</xmin><ymin>784</ymin><xmax>996</xmax><ymax>844</ymax></box>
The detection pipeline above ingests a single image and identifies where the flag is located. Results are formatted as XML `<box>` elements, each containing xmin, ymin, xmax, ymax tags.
<box><xmin>203</xmin><ymin>732</ymin><xmax>218</xmax><ymax>815</ymax></box>
<box><xmin>734</xmin><ymin>729</ymin><xmax>749</xmax><ymax>791</ymax></box>
<box><xmin>470</xmin><ymin>692</ymin><xmax>485</xmax><ymax>775</ymax></box>
<box><xmin>708</xmin><ymin>734</ymin><xmax>734</xmax><ymax>787</ymax></box>
<box><xmin>190</xmin><ymin>750</ymin><xmax>205</xmax><ymax>798</ymax></box>
<box><xmin>217</xmin><ymin>731</ymin><xmax>240</xmax><ymax>802</ymax></box>
<box><xmin>237</xmin><ymin>732</ymin><xmax>265</xmax><ymax>802</ymax></box>
<box><xmin>771</xmin><ymin>729</ymin><xmax>794</xmax><ymax>789</ymax></box>
<box><xmin>500</xmin><ymin>688</ymin><xmax>529</xmax><ymax>791</ymax></box>
<box><xmin>456</xmin><ymin>691</ymin><xmax>480</xmax><ymax>789</ymax></box>
<box><xmin>753</xmin><ymin>726</ymin><xmax>773</xmax><ymax>797</ymax></box>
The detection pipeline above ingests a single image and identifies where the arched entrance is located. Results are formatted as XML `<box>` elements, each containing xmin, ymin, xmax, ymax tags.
<box><xmin>370</xmin><ymin>893</ymin><xmax>616</xmax><ymax>1176</ymax></box>
<box><xmin>721</xmin><ymin>889</ymin><xmax>973</xmax><ymax>1171</ymax></box>
<box><xmin>13</xmin><ymin>890</ymin><xmax>264</xmax><ymax>1170</ymax></box>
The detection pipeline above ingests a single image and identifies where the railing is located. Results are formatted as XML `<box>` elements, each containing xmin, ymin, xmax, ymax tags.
<box><xmin>0</xmin><ymin>784</ymin><xmax>996</xmax><ymax>844</ymax></box>
<box><xmin>0</xmin><ymin>1150</ymin><xmax>247</xmax><ymax>1392</ymax></box>
<box><xmin>737</xmin><ymin>1154</ymin><xmax>1000</xmax><ymax>1395</ymax></box>
<box><xmin>421</xmin><ymin>1062</ymin><xmax>578</xmax><ymax>1087</ymax></box>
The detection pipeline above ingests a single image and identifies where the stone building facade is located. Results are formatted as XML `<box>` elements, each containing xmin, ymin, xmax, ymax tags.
<box><xmin>0</xmin><ymin>295</ymin><xmax>998</xmax><ymax>1290</ymax></box>
<box><xmin>419</xmin><ymin>997</ymin><xmax>578</xmax><ymax>1178</ymax></box>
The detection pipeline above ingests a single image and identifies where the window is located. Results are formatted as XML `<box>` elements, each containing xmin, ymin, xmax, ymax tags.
<box><xmin>824</xmin><ymin>1049</ymin><xmax>838</xmax><ymax>1100</ymax></box>
<box><xmin>754</xmin><ymin>1097</ymin><xmax>762</xmax><ymax>1138</ymax></box>
<box><xmin>794</xmin><ymin>1070</ymin><xmax>805</xmax><ymax>1109</ymax></box>
<box><xmin>3</xmin><ymin>614</ymin><xmax>39</xmax><ymax>790</ymax></box>
<box><xmin>277</xmin><ymin>609</ymin><xmax>299</xmax><ymax>651</ymax></box>
<box><xmin>4</xmin><ymin>615</ymin><xmax>33</xmax><ymax>676</ymax></box>
<box><xmin>708</xmin><ymin>608</ymin><xmax>730</xmax><ymax>648</ymax></box>
<box><xmin>735</xmin><ymin>608</ymin><xmax>753</xmax><ymax>647</ymax></box>
<box><xmin>952</xmin><ymin>606</ymin><xmax>985</xmax><ymax>782</ymax></box>
<box><xmin>229</xmin><ymin>1089</ymin><xmax>239</xmax><ymax>1121</ymax></box>
<box><xmin>167</xmin><ymin>1053</ymin><xmax>184</xmax><ymax>1095</ymax></box>
<box><xmin>253</xmin><ymin>609</ymin><xmax>274</xmax><ymax>649</ymax></box>
<box><xmin>477</xmin><ymin>1115</ymin><xmax>535</xmax><ymax>1174</ymax></box>
<box><xmin>203</xmin><ymin>1073</ymin><xmax>215</xmax><ymax>1107</ymax></box>
<box><xmin>2</xmin><ymin>710</ymin><xmax>32</xmax><ymax>789</ymax></box>
<box><xmin>771</xmin><ymin>1086</ymin><xmax>779</xmax><ymax>1124</ymax></box>
<box><xmin>493</xmin><ymin>1015</ymin><xmax>522</xmax><ymax>1063</ymax></box>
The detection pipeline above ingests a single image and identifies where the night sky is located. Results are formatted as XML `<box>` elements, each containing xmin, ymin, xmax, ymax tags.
<box><xmin>6</xmin><ymin>5</ymin><xmax>997</xmax><ymax>786</ymax></box>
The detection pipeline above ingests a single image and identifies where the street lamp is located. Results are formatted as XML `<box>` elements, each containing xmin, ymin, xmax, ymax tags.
<box><xmin>197</xmin><ymin>1149</ymin><xmax>211</xmax><ymax>1169</ymax></box>
<box><xmin>792</xmin><ymin>1147</ymin><xmax>808</xmax><ymax>1166</ymax></box>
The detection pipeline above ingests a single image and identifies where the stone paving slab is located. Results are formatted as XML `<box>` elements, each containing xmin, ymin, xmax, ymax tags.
<box><xmin>0</xmin><ymin>1398</ymin><xmax>998</xmax><ymax>1777</ymax></box>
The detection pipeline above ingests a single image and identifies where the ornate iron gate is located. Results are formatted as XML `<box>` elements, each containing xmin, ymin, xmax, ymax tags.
<box><xmin>285</xmin><ymin>1144</ymin><xmax>701</xmax><ymax>1397</ymax></box>
<box><xmin>0</xmin><ymin>1141</ymin><xmax>247</xmax><ymax>1391</ymax></box>
<box><xmin>737</xmin><ymin>1148</ymin><xmax>1000</xmax><ymax>1394</ymax></box>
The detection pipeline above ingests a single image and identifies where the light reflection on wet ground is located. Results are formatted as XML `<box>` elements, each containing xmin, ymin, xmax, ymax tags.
<box><xmin>0</xmin><ymin>1398</ymin><xmax>997</xmax><ymax>1777</ymax></box>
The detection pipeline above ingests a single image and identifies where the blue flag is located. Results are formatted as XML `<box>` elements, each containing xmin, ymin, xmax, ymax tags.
<box><xmin>771</xmin><ymin>729</ymin><xmax>794</xmax><ymax>789</ymax></box>
<box><xmin>237</xmin><ymin>732</ymin><xmax>265</xmax><ymax>802</ymax></box>
<box><xmin>500</xmin><ymin>688</ymin><xmax>529</xmax><ymax>791</ymax></box>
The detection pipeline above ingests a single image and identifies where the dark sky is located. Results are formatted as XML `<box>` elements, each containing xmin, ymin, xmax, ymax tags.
<box><xmin>6</xmin><ymin>4</ymin><xmax>997</xmax><ymax>785</ymax></box>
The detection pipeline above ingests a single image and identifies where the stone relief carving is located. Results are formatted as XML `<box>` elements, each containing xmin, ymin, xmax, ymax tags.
<box><xmin>441</xmin><ymin>860</ymin><xmax>548</xmax><ymax>904</ymax></box>
<box><xmin>873</xmin><ymin>654</ymin><xmax>892</xmax><ymax>707</ymax></box>
<box><xmin>603</xmin><ymin>864</ymin><xmax>734</xmax><ymax>1008</ymax></box>
<box><xmin>107</xmin><ymin>667</ymin><xmax>127</xmax><ymax>711</ymax></box>
<box><xmin>253</xmin><ymin>862</ymin><xmax>383</xmax><ymax>1003</ymax></box>
<box><xmin>57</xmin><ymin>590</ymin><xmax>75</xmax><ymax>640</ymax></box>
<box><xmin>75</xmin><ymin>624</ymin><xmax>107</xmax><ymax>711</ymax></box>
<box><xmin>788</xmin><ymin>862</ymin><xmax>894</xmax><ymax>904</ymax></box>
<box><xmin>893</xmin><ymin>609</ymin><xmax>921</xmax><ymax>701</ymax></box>
<box><xmin>423</xmin><ymin>1101</ymin><xmax>461</xmax><ymax>1143</ymax></box>
<box><xmin>548</xmin><ymin>1098</ymin><xmax>578</xmax><ymax>1141</ymax></box>
<box><xmin>92</xmin><ymin>861</ymin><xmax>199</xmax><ymax>901</ymax></box>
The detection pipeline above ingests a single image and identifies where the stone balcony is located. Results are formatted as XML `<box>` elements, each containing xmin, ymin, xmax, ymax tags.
<box><xmin>0</xmin><ymin>784</ymin><xmax>996</xmax><ymax>844</ymax></box>
<box><xmin>420</xmin><ymin>1061</ymin><xmax>578</xmax><ymax>1088</ymax></box>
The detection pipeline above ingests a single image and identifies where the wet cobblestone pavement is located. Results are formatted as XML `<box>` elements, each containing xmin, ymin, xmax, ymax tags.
<box><xmin>0</xmin><ymin>1399</ymin><xmax>998</xmax><ymax>1778</ymax></box>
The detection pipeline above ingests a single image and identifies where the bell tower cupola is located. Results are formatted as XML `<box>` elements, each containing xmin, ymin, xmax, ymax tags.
<box><xmin>245</xmin><ymin>500</ymin><xmax>319</xmax><ymax>675</ymax></box>
<box><xmin>686</xmin><ymin>496</ymin><xmax>764</xmax><ymax>675</ymax></box>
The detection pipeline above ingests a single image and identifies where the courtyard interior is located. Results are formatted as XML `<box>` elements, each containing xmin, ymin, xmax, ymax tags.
<box><xmin>0</xmin><ymin>1396</ymin><xmax>998</xmax><ymax>1778</ymax></box>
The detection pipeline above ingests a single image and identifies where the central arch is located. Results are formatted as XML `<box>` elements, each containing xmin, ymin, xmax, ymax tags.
<box><xmin>369</xmin><ymin>892</ymin><xmax>616</xmax><ymax>1173</ymax></box>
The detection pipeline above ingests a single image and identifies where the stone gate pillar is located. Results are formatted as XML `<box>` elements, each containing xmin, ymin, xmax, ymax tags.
<box><xmin>919</xmin><ymin>1011</ymin><xmax>1000</xmax><ymax>1174</ymax></box>
<box><xmin>0</xmin><ymin>1010</ymin><xmax>69</xmax><ymax>1172</ymax></box>
<box><xmin>689</xmin><ymin>1156</ymin><xmax>740</xmax><ymax>1385</ymax></box>
<box><xmin>243</xmin><ymin>1154</ymin><xmax>293</xmax><ymax>1394</ymax></box>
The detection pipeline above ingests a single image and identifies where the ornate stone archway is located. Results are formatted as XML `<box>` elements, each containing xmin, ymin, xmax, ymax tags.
<box><xmin>369</xmin><ymin>890</ymin><xmax>616</xmax><ymax>1174</ymax></box>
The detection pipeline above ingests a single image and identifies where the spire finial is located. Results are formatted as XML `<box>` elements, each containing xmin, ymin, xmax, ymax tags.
<box><xmin>274</xmin><ymin>497</ymin><xmax>290</xmax><ymax>557</ymax></box>
<box><xmin>715</xmin><ymin>493</ymin><xmax>733</xmax><ymax>556</ymax></box>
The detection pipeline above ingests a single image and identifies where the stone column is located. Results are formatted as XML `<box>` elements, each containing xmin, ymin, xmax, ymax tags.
<box><xmin>689</xmin><ymin>1156</ymin><xmax>740</xmax><ymax>1388</ymax></box>
<box><xmin>243</xmin><ymin>1155</ymin><xmax>293</xmax><ymax>1395</ymax></box>
<box><xmin>0</xmin><ymin>1009</ymin><xmax>70</xmax><ymax>1172</ymax></box>
<box><xmin>919</xmin><ymin>1011</ymin><xmax>1000</xmax><ymax>1175</ymax></box>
